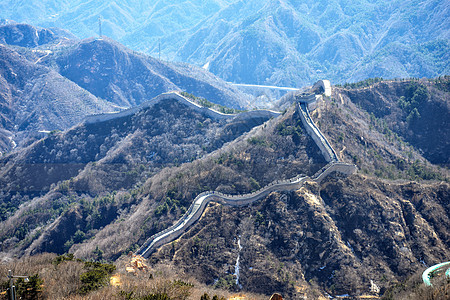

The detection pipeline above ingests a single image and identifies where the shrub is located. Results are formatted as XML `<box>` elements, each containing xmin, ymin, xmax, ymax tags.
<box><xmin>247</xmin><ymin>136</ymin><xmax>268</xmax><ymax>146</ymax></box>
<box><xmin>79</xmin><ymin>261</ymin><xmax>116</xmax><ymax>294</ymax></box>
<box><xmin>200</xmin><ymin>293</ymin><xmax>210</xmax><ymax>300</ymax></box>
<box><xmin>213</xmin><ymin>275</ymin><xmax>237</xmax><ymax>290</ymax></box>
<box><xmin>52</xmin><ymin>253</ymin><xmax>75</xmax><ymax>265</ymax></box>
<box><xmin>16</xmin><ymin>274</ymin><xmax>44</xmax><ymax>300</ymax></box>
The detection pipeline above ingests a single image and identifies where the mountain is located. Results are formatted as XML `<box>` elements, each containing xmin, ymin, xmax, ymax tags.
<box><xmin>177</xmin><ymin>0</ymin><xmax>449</xmax><ymax>86</ymax></box>
<box><xmin>0</xmin><ymin>0</ymin><xmax>234</xmax><ymax>55</ymax></box>
<box><xmin>0</xmin><ymin>22</ymin><xmax>252</xmax><ymax>154</ymax></box>
<box><xmin>1</xmin><ymin>0</ymin><xmax>448</xmax><ymax>87</ymax></box>
<box><xmin>335</xmin><ymin>78</ymin><xmax>450</xmax><ymax>167</ymax></box>
<box><xmin>0</xmin><ymin>23</ymin><xmax>60</xmax><ymax>47</ymax></box>
<box><xmin>0</xmin><ymin>39</ymin><xmax>116</xmax><ymax>154</ymax></box>
<box><xmin>145</xmin><ymin>79</ymin><xmax>449</xmax><ymax>297</ymax></box>
<box><xmin>0</xmin><ymin>78</ymin><xmax>448</xmax><ymax>298</ymax></box>
<box><xmin>53</xmin><ymin>36</ymin><xmax>251</xmax><ymax>108</ymax></box>
<box><xmin>153</xmin><ymin>175</ymin><xmax>448</xmax><ymax>297</ymax></box>
<box><xmin>0</xmin><ymin>93</ymin><xmax>276</xmax><ymax>255</ymax></box>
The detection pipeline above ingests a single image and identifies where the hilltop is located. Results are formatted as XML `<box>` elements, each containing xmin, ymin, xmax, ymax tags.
<box><xmin>0</xmin><ymin>22</ymin><xmax>252</xmax><ymax>154</ymax></box>
<box><xmin>0</xmin><ymin>41</ymin><xmax>116</xmax><ymax>154</ymax></box>
<box><xmin>334</xmin><ymin>78</ymin><xmax>450</xmax><ymax>167</ymax></box>
<box><xmin>179</xmin><ymin>0</ymin><xmax>449</xmax><ymax>86</ymax></box>
<box><xmin>52</xmin><ymin>36</ymin><xmax>250</xmax><ymax>109</ymax></box>
<box><xmin>146</xmin><ymin>79</ymin><xmax>449</xmax><ymax>297</ymax></box>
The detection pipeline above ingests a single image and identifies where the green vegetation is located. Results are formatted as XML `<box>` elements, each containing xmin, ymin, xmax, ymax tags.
<box><xmin>154</xmin><ymin>196</ymin><xmax>181</xmax><ymax>216</ymax></box>
<box><xmin>79</xmin><ymin>261</ymin><xmax>116</xmax><ymax>294</ymax></box>
<box><xmin>397</xmin><ymin>82</ymin><xmax>428</xmax><ymax>125</ymax></box>
<box><xmin>1</xmin><ymin>253</ymin><xmax>234</xmax><ymax>299</ymax></box>
<box><xmin>15</xmin><ymin>274</ymin><xmax>44</xmax><ymax>300</ymax></box>
<box><xmin>214</xmin><ymin>153</ymin><xmax>244</xmax><ymax>168</ymax></box>
<box><xmin>213</xmin><ymin>274</ymin><xmax>237</xmax><ymax>290</ymax></box>
<box><xmin>247</xmin><ymin>136</ymin><xmax>269</xmax><ymax>147</ymax></box>
<box><xmin>52</xmin><ymin>253</ymin><xmax>79</xmax><ymax>265</ymax></box>
<box><xmin>406</xmin><ymin>160</ymin><xmax>445</xmax><ymax>181</ymax></box>
<box><xmin>320</xmin><ymin>85</ymin><xmax>447</xmax><ymax>182</ymax></box>
<box><xmin>200</xmin><ymin>293</ymin><xmax>225</xmax><ymax>300</ymax></box>
<box><xmin>49</xmin><ymin>129</ymin><xmax>60</xmax><ymax>136</ymax></box>
<box><xmin>254</xmin><ymin>211</ymin><xmax>266</xmax><ymax>227</ymax></box>
<box><xmin>276</xmin><ymin>121</ymin><xmax>303</xmax><ymax>136</ymax></box>
<box><xmin>52</xmin><ymin>253</ymin><xmax>116</xmax><ymax>294</ymax></box>
<box><xmin>432</xmin><ymin>75</ymin><xmax>450</xmax><ymax>92</ymax></box>
<box><xmin>0</xmin><ymin>272</ymin><xmax>43</xmax><ymax>299</ymax></box>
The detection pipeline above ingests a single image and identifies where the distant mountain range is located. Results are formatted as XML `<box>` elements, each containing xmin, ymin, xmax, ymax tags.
<box><xmin>0</xmin><ymin>27</ymin><xmax>116</xmax><ymax>154</ymax></box>
<box><xmin>1</xmin><ymin>0</ymin><xmax>448</xmax><ymax>86</ymax></box>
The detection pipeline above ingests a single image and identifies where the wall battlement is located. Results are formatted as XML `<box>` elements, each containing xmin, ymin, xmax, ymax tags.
<box><xmin>83</xmin><ymin>91</ymin><xmax>281</xmax><ymax>124</ymax></box>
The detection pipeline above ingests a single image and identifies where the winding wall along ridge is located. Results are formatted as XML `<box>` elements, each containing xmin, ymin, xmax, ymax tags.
<box><xmin>83</xmin><ymin>91</ymin><xmax>281</xmax><ymax>124</ymax></box>
<box><xmin>136</xmin><ymin>95</ymin><xmax>356</xmax><ymax>258</ymax></box>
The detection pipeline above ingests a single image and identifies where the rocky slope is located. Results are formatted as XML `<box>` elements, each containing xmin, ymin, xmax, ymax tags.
<box><xmin>334</xmin><ymin>78</ymin><xmax>450</xmax><ymax>167</ymax></box>
<box><xmin>0</xmin><ymin>23</ymin><xmax>61</xmax><ymax>47</ymax></box>
<box><xmin>0</xmin><ymin>0</ymin><xmax>235</xmax><ymax>54</ymax></box>
<box><xmin>177</xmin><ymin>0</ymin><xmax>450</xmax><ymax>86</ymax></box>
<box><xmin>0</xmin><ymin>95</ymin><xmax>277</xmax><ymax>257</ymax></box>
<box><xmin>143</xmin><ymin>80</ymin><xmax>449</xmax><ymax>298</ymax></box>
<box><xmin>53</xmin><ymin>36</ymin><xmax>250</xmax><ymax>108</ymax></box>
<box><xmin>0</xmin><ymin>79</ymin><xmax>448</xmax><ymax>298</ymax></box>
<box><xmin>0</xmin><ymin>41</ymin><xmax>116</xmax><ymax>154</ymax></box>
<box><xmin>152</xmin><ymin>176</ymin><xmax>448</xmax><ymax>298</ymax></box>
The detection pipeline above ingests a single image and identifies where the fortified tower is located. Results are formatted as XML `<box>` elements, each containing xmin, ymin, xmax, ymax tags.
<box><xmin>295</xmin><ymin>79</ymin><xmax>332</xmax><ymax>111</ymax></box>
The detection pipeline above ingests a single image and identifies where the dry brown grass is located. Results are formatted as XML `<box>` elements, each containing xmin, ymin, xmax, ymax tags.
<box><xmin>381</xmin><ymin>271</ymin><xmax>450</xmax><ymax>300</ymax></box>
<box><xmin>0</xmin><ymin>254</ymin><xmax>268</xmax><ymax>300</ymax></box>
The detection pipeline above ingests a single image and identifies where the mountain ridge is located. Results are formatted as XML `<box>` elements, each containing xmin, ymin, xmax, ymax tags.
<box><xmin>1</xmin><ymin>0</ymin><xmax>448</xmax><ymax>87</ymax></box>
<box><xmin>0</xmin><ymin>16</ymin><xmax>448</xmax><ymax>298</ymax></box>
<box><xmin>0</xmin><ymin>22</ymin><xmax>255</xmax><ymax>155</ymax></box>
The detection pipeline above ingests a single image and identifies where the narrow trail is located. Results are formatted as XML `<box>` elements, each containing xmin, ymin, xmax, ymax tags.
<box><xmin>34</xmin><ymin>38</ymin><xmax>70</xmax><ymax>64</ymax></box>
<box><xmin>34</xmin><ymin>50</ymin><xmax>52</xmax><ymax>64</ymax></box>
<box><xmin>340</xmin><ymin>146</ymin><xmax>346</xmax><ymax>160</ymax></box>
<box><xmin>135</xmin><ymin>81</ymin><xmax>357</xmax><ymax>258</ymax></box>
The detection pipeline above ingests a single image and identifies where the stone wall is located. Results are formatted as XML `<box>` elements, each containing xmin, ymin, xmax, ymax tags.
<box><xmin>84</xmin><ymin>91</ymin><xmax>281</xmax><ymax>124</ymax></box>
<box><xmin>297</xmin><ymin>103</ymin><xmax>338</xmax><ymax>162</ymax></box>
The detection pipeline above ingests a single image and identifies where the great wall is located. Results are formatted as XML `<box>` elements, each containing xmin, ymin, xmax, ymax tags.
<box><xmin>83</xmin><ymin>90</ymin><xmax>281</xmax><ymax>124</ymax></box>
<box><xmin>133</xmin><ymin>79</ymin><xmax>358</xmax><ymax>258</ymax></box>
